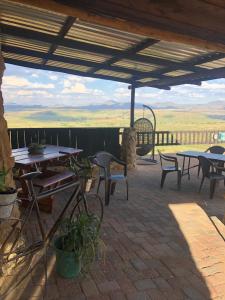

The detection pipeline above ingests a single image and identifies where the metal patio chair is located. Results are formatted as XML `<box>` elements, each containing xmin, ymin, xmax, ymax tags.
<box><xmin>158</xmin><ymin>150</ymin><xmax>182</xmax><ymax>190</ymax></box>
<box><xmin>90</xmin><ymin>151</ymin><xmax>128</xmax><ymax>206</ymax></box>
<box><xmin>198</xmin><ymin>155</ymin><xmax>225</xmax><ymax>199</ymax></box>
<box><xmin>198</xmin><ymin>145</ymin><xmax>225</xmax><ymax>176</ymax></box>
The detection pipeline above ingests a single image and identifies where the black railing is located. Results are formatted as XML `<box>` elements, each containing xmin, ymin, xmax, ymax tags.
<box><xmin>8</xmin><ymin>128</ymin><xmax>225</xmax><ymax>156</ymax></box>
<box><xmin>8</xmin><ymin>127</ymin><xmax>121</xmax><ymax>157</ymax></box>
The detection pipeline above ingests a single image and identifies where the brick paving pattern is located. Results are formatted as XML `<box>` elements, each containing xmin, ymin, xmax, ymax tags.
<box><xmin>1</xmin><ymin>158</ymin><xmax>225</xmax><ymax>299</ymax></box>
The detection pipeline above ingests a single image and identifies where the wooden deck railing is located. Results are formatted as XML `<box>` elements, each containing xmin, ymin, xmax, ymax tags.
<box><xmin>8</xmin><ymin>128</ymin><xmax>225</xmax><ymax>156</ymax></box>
<box><xmin>8</xmin><ymin>127</ymin><xmax>121</xmax><ymax>157</ymax></box>
<box><xmin>154</xmin><ymin>130</ymin><xmax>223</xmax><ymax>146</ymax></box>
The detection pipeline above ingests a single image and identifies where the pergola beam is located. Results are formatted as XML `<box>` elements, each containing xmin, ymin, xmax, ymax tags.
<box><xmin>140</xmin><ymin>67</ymin><xmax>225</xmax><ymax>89</ymax></box>
<box><xmin>130</xmin><ymin>85</ymin><xmax>135</xmax><ymax>127</ymax></box>
<box><xmin>42</xmin><ymin>16</ymin><xmax>76</xmax><ymax>65</ymax></box>
<box><xmin>2</xmin><ymin>45</ymin><xmax>166</xmax><ymax>79</ymax></box>
<box><xmin>3</xmin><ymin>24</ymin><xmax>225</xmax><ymax>77</ymax></box>
<box><xmin>90</xmin><ymin>38</ymin><xmax>159</xmax><ymax>73</ymax></box>
<box><xmin>4</xmin><ymin>58</ymin><xmax>132</xmax><ymax>84</ymax></box>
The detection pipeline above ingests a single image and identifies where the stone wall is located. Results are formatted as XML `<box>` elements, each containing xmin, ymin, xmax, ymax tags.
<box><xmin>0</xmin><ymin>52</ymin><xmax>14</xmax><ymax>187</ymax></box>
<box><xmin>121</xmin><ymin>127</ymin><xmax>136</xmax><ymax>169</ymax></box>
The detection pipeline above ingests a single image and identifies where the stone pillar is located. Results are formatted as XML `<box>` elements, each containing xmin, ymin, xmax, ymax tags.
<box><xmin>0</xmin><ymin>52</ymin><xmax>14</xmax><ymax>187</ymax></box>
<box><xmin>121</xmin><ymin>127</ymin><xmax>136</xmax><ymax>169</ymax></box>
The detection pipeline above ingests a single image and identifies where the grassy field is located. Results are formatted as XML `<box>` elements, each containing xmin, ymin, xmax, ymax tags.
<box><xmin>5</xmin><ymin>107</ymin><xmax>225</xmax><ymax>131</ymax></box>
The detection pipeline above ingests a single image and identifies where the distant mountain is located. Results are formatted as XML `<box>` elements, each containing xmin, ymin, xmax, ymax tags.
<box><xmin>5</xmin><ymin>103</ymin><xmax>44</xmax><ymax>112</ymax></box>
<box><xmin>4</xmin><ymin>100</ymin><xmax>225</xmax><ymax>112</ymax></box>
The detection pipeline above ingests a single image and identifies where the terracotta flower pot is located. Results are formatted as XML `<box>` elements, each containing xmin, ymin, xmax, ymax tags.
<box><xmin>0</xmin><ymin>190</ymin><xmax>17</xmax><ymax>219</ymax></box>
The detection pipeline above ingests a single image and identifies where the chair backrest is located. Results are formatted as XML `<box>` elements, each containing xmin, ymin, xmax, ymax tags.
<box><xmin>198</xmin><ymin>156</ymin><xmax>212</xmax><ymax>177</ymax></box>
<box><xmin>158</xmin><ymin>150</ymin><xmax>178</xmax><ymax>169</ymax></box>
<box><xmin>206</xmin><ymin>145</ymin><xmax>225</xmax><ymax>154</ymax></box>
<box><xmin>92</xmin><ymin>151</ymin><xmax>113</xmax><ymax>177</ymax></box>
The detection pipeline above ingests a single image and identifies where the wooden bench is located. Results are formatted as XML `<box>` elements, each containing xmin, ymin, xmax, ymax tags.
<box><xmin>33</xmin><ymin>170</ymin><xmax>75</xmax><ymax>189</ymax></box>
<box><xmin>33</xmin><ymin>170</ymin><xmax>75</xmax><ymax>213</ymax></box>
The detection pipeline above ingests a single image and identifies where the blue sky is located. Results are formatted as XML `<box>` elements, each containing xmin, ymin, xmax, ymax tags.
<box><xmin>2</xmin><ymin>63</ymin><xmax>225</xmax><ymax>106</ymax></box>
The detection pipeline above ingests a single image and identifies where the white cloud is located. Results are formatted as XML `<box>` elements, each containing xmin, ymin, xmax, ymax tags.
<box><xmin>201</xmin><ymin>82</ymin><xmax>225</xmax><ymax>90</ymax></box>
<box><xmin>31</xmin><ymin>73</ymin><xmax>39</xmax><ymax>78</ymax></box>
<box><xmin>49</xmin><ymin>75</ymin><xmax>58</xmax><ymax>81</ymax></box>
<box><xmin>31</xmin><ymin>83</ymin><xmax>55</xmax><ymax>89</ymax></box>
<box><xmin>3</xmin><ymin>76</ymin><xmax>30</xmax><ymax>87</ymax></box>
<box><xmin>66</xmin><ymin>75</ymin><xmax>95</xmax><ymax>83</ymax></box>
<box><xmin>3</xmin><ymin>75</ymin><xmax>54</xmax><ymax>89</ymax></box>
<box><xmin>62</xmin><ymin>82</ymin><xmax>87</xmax><ymax>94</ymax></box>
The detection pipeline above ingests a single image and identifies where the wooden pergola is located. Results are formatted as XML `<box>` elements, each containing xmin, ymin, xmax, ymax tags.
<box><xmin>1</xmin><ymin>0</ymin><xmax>225</xmax><ymax>182</ymax></box>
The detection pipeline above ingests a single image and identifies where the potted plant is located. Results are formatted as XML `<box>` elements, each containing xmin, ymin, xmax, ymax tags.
<box><xmin>54</xmin><ymin>212</ymin><xmax>101</xmax><ymax>278</ymax></box>
<box><xmin>0</xmin><ymin>167</ymin><xmax>17</xmax><ymax>219</ymax></box>
<box><xmin>69</xmin><ymin>157</ymin><xmax>96</xmax><ymax>193</ymax></box>
<box><xmin>28</xmin><ymin>142</ymin><xmax>46</xmax><ymax>155</ymax></box>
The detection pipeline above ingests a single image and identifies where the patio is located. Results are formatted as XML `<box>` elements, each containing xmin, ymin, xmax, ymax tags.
<box><xmin>1</xmin><ymin>157</ymin><xmax>225</xmax><ymax>300</ymax></box>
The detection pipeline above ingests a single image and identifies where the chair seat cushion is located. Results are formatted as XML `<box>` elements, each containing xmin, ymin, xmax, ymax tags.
<box><xmin>100</xmin><ymin>174</ymin><xmax>126</xmax><ymax>181</ymax></box>
<box><xmin>162</xmin><ymin>166</ymin><xmax>181</xmax><ymax>171</ymax></box>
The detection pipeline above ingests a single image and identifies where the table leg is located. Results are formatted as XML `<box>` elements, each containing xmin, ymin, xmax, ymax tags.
<box><xmin>182</xmin><ymin>156</ymin><xmax>186</xmax><ymax>176</ymax></box>
<box><xmin>188</xmin><ymin>157</ymin><xmax>191</xmax><ymax>180</ymax></box>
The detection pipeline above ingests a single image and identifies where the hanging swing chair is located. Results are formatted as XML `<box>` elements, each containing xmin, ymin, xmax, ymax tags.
<box><xmin>134</xmin><ymin>105</ymin><xmax>158</xmax><ymax>164</ymax></box>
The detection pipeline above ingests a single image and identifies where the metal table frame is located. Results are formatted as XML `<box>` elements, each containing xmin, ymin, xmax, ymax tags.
<box><xmin>177</xmin><ymin>151</ymin><xmax>225</xmax><ymax>179</ymax></box>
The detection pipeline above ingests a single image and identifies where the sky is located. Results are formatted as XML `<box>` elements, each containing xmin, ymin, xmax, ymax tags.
<box><xmin>2</xmin><ymin>63</ymin><xmax>225</xmax><ymax>107</ymax></box>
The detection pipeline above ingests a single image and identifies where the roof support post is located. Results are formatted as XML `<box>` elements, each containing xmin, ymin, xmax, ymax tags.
<box><xmin>130</xmin><ymin>85</ymin><xmax>135</xmax><ymax>128</ymax></box>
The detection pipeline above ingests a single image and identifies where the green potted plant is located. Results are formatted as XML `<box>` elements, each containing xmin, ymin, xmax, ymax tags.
<box><xmin>54</xmin><ymin>212</ymin><xmax>101</xmax><ymax>278</ymax></box>
<box><xmin>28</xmin><ymin>141</ymin><xmax>46</xmax><ymax>155</ymax></box>
<box><xmin>69</xmin><ymin>157</ymin><xmax>96</xmax><ymax>193</ymax></box>
<box><xmin>0</xmin><ymin>167</ymin><xmax>17</xmax><ymax>219</ymax></box>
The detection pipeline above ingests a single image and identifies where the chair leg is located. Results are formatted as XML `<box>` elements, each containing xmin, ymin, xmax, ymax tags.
<box><xmin>177</xmin><ymin>171</ymin><xmax>182</xmax><ymax>190</ymax></box>
<box><xmin>110</xmin><ymin>182</ymin><xmax>116</xmax><ymax>195</ymax></box>
<box><xmin>160</xmin><ymin>171</ymin><xmax>167</xmax><ymax>188</ymax></box>
<box><xmin>199</xmin><ymin>176</ymin><xmax>205</xmax><ymax>193</ymax></box>
<box><xmin>197</xmin><ymin>164</ymin><xmax>201</xmax><ymax>177</ymax></box>
<box><xmin>210</xmin><ymin>180</ymin><xmax>216</xmax><ymax>199</ymax></box>
<box><xmin>126</xmin><ymin>179</ymin><xmax>128</xmax><ymax>201</ymax></box>
<box><xmin>105</xmin><ymin>180</ymin><xmax>111</xmax><ymax>206</ymax></box>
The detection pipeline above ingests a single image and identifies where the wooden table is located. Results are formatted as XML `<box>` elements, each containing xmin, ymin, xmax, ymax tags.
<box><xmin>177</xmin><ymin>150</ymin><xmax>225</xmax><ymax>178</ymax></box>
<box><xmin>13</xmin><ymin>145</ymin><xmax>83</xmax><ymax>211</ymax></box>
<box><xmin>13</xmin><ymin>145</ymin><xmax>82</xmax><ymax>169</ymax></box>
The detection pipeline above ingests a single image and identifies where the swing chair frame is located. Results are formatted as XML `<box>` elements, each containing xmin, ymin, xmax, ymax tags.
<box><xmin>134</xmin><ymin>105</ymin><xmax>158</xmax><ymax>164</ymax></box>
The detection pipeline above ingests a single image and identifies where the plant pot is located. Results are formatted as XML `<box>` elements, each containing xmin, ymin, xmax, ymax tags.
<box><xmin>84</xmin><ymin>177</ymin><xmax>96</xmax><ymax>193</ymax></box>
<box><xmin>28</xmin><ymin>147</ymin><xmax>45</xmax><ymax>155</ymax></box>
<box><xmin>0</xmin><ymin>190</ymin><xmax>17</xmax><ymax>219</ymax></box>
<box><xmin>54</xmin><ymin>236</ymin><xmax>81</xmax><ymax>279</ymax></box>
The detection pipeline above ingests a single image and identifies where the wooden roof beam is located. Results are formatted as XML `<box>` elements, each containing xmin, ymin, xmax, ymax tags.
<box><xmin>3</xmin><ymin>24</ymin><xmax>224</xmax><ymax>74</ymax></box>
<box><xmin>2</xmin><ymin>45</ymin><xmax>165</xmax><ymax>79</ymax></box>
<box><xmin>4</xmin><ymin>58</ymin><xmax>132</xmax><ymax>84</ymax></box>
<box><xmin>42</xmin><ymin>16</ymin><xmax>76</xmax><ymax>65</ymax></box>
<box><xmin>90</xmin><ymin>38</ymin><xmax>159</xmax><ymax>73</ymax></box>
<box><xmin>137</xmin><ymin>67</ymin><xmax>225</xmax><ymax>88</ymax></box>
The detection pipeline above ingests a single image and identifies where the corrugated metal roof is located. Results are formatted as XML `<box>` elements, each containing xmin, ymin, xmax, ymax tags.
<box><xmin>113</xmin><ymin>59</ymin><xmax>161</xmax><ymax>72</ymax></box>
<box><xmin>139</xmin><ymin>41</ymin><xmax>213</xmax><ymax>62</ymax></box>
<box><xmin>164</xmin><ymin>70</ymin><xmax>194</xmax><ymax>77</ymax></box>
<box><xmin>1</xmin><ymin>0</ymin><xmax>225</xmax><ymax>89</ymax></box>
<box><xmin>1</xmin><ymin>34</ymin><xmax>50</xmax><ymax>52</ymax></box>
<box><xmin>196</xmin><ymin>58</ymin><xmax>225</xmax><ymax>69</ymax></box>
<box><xmin>0</xmin><ymin>0</ymin><xmax>66</xmax><ymax>36</ymax></box>
<box><xmin>3</xmin><ymin>51</ymin><xmax>42</xmax><ymax>64</ymax></box>
<box><xmin>66</xmin><ymin>20</ymin><xmax>146</xmax><ymax>50</ymax></box>
<box><xmin>47</xmin><ymin>60</ymin><xmax>91</xmax><ymax>72</ymax></box>
<box><xmin>55</xmin><ymin>46</ymin><xmax>111</xmax><ymax>63</ymax></box>
<box><xmin>95</xmin><ymin>69</ymin><xmax>132</xmax><ymax>79</ymax></box>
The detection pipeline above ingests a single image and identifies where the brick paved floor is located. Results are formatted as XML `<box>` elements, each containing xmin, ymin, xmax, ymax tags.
<box><xmin>1</xmin><ymin>157</ymin><xmax>225</xmax><ymax>300</ymax></box>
